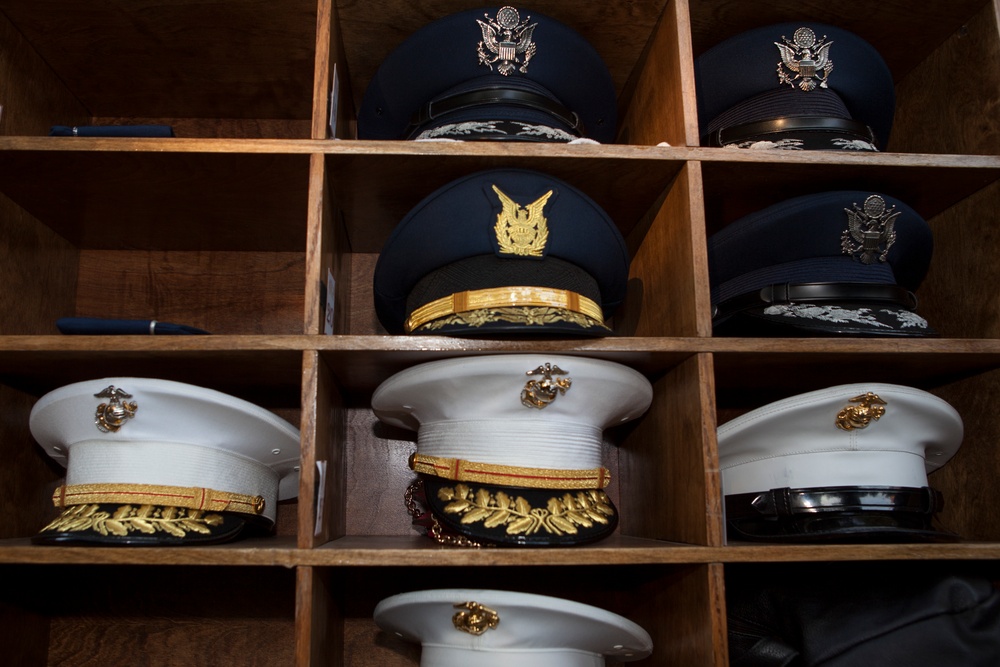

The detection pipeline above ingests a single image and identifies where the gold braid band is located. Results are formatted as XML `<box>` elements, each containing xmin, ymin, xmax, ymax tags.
<box><xmin>53</xmin><ymin>483</ymin><xmax>266</xmax><ymax>516</ymax></box>
<box><xmin>410</xmin><ymin>453</ymin><xmax>611</xmax><ymax>489</ymax></box>
<box><xmin>404</xmin><ymin>286</ymin><xmax>605</xmax><ymax>333</ymax></box>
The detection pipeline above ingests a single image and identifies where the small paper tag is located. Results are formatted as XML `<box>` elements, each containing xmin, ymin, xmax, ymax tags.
<box><xmin>328</xmin><ymin>64</ymin><xmax>339</xmax><ymax>138</ymax></box>
<box><xmin>314</xmin><ymin>460</ymin><xmax>327</xmax><ymax>536</ymax></box>
<box><xmin>324</xmin><ymin>268</ymin><xmax>336</xmax><ymax>335</ymax></box>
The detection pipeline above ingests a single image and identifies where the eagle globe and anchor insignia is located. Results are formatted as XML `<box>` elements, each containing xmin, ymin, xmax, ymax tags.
<box><xmin>94</xmin><ymin>385</ymin><xmax>138</xmax><ymax>433</ymax></box>
<box><xmin>775</xmin><ymin>27</ymin><xmax>834</xmax><ymax>91</ymax></box>
<box><xmin>477</xmin><ymin>6</ymin><xmax>538</xmax><ymax>75</ymax></box>
<box><xmin>520</xmin><ymin>363</ymin><xmax>571</xmax><ymax>409</ymax></box>
<box><xmin>841</xmin><ymin>194</ymin><xmax>900</xmax><ymax>264</ymax></box>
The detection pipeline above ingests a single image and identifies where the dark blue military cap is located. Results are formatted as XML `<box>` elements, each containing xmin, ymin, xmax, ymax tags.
<box><xmin>357</xmin><ymin>6</ymin><xmax>616</xmax><ymax>142</ymax></box>
<box><xmin>709</xmin><ymin>191</ymin><xmax>936</xmax><ymax>337</ymax></box>
<box><xmin>695</xmin><ymin>23</ymin><xmax>894</xmax><ymax>150</ymax></box>
<box><xmin>373</xmin><ymin>168</ymin><xmax>629</xmax><ymax>336</ymax></box>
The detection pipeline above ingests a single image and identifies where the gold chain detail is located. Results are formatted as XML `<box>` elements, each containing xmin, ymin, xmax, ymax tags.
<box><xmin>53</xmin><ymin>483</ymin><xmax>265</xmax><ymax>516</ymax></box>
<box><xmin>41</xmin><ymin>503</ymin><xmax>225</xmax><ymax>538</ymax></box>
<box><xmin>413</xmin><ymin>305</ymin><xmax>607</xmax><ymax>333</ymax></box>
<box><xmin>437</xmin><ymin>483</ymin><xmax>614</xmax><ymax>537</ymax></box>
<box><xmin>404</xmin><ymin>480</ymin><xmax>486</xmax><ymax>548</ymax></box>
<box><xmin>411</xmin><ymin>453</ymin><xmax>610</xmax><ymax>489</ymax></box>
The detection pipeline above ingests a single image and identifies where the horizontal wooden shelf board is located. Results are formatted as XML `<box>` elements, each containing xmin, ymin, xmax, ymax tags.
<box><xmin>1</xmin><ymin>536</ymin><xmax>997</xmax><ymax>567</ymax></box>
<box><xmin>0</xmin><ymin>536</ymin><xmax>300</xmax><ymax>566</ymax></box>
<box><xmin>3</xmin><ymin>336</ymin><xmax>1000</xmax><ymax>397</ymax></box>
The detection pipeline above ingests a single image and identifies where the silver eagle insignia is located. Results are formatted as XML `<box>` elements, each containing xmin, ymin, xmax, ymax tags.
<box><xmin>841</xmin><ymin>195</ymin><xmax>901</xmax><ymax>264</ymax></box>
<box><xmin>775</xmin><ymin>27</ymin><xmax>833</xmax><ymax>91</ymax></box>
<box><xmin>477</xmin><ymin>6</ymin><xmax>537</xmax><ymax>75</ymax></box>
<box><xmin>521</xmin><ymin>363</ymin><xmax>571</xmax><ymax>409</ymax></box>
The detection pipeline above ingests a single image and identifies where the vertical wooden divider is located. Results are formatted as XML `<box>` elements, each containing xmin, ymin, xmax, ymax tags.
<box><xmin>618</xmin><ymin>0</ymin><xmax>699</xmax><ymax>147</ymax></box>
<box><xmin>297</xmin><ymin>566</ymin><xmax>343</xmax><ymax>667</ymax></box>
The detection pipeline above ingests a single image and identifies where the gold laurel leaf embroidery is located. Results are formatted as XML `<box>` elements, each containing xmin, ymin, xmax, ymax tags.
<box><xmin>438</xmin><ymin>486</ymin><xmax>615</xmax><ymax>537</ymax></box>
<box><xmin>43</xmin><ymin>504</ymin><xmax>226</xmax><ymax>538</ymax></box>
<box><xmin>549</xmin><ymin>515</ymin><xmax>578</xmax><ymax>535</ymax></box>
<box><xmin>484</xmin><ymin>510</ymin><xmax>511</xmax><ymax>528</ymax></box>
<box><xmin>460</xmin><ymin>508</ymin><xmax>494</xmax><ymax>524</ymax></box>
<box><xmin>494</xmin><ymin>491</ymin><xmax>512</xmax><ymax>510</ymax></box>
<box><xmin>104</xmin><ymin>520</ymin><xmax>128</xmax><ymax>536</ymax></box>
<box><xmin>417</xmin><ymin>307</ymin><xmax>607</xmax><ymax>332</ymax></box>
<box><xmin>506</xmin><ymin>516</ymin><xmax>536</xmax><ymax>534</ymax></box>
<box><xmin>444</xmin><ymin>500</ymin><xmax>472</xmax><ymax>513</ymax></box>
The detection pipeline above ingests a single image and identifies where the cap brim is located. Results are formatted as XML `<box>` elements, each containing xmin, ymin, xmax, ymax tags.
<box><xmin>726</xmin><ymin>513</ymin><xmax>959</xmax><ymax>544</ymax></box>
<box><xmin>32</xmin><ymin>504</ymin><xmax>272</xmax><ymax>546</ymax></box>
<box><xmin>422</xmin><ymin>476</ymin><xmax>618</xmax><ymax>547</ymax></box>
<box><xmin>714</xmin><ymin>302</ymin><xmax>937</xmax><ymax>337</ymax></box>
<box><xmin>410</xmin><ymin>307</ymin><xmax>613</xmax><ymax>337</ymax></box>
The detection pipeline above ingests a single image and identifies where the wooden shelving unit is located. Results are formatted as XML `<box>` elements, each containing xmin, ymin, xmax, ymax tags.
<box><xmin>1</xmin><ymin>0</ymin><xmax>998</xmax><ymax>665</ymax></box>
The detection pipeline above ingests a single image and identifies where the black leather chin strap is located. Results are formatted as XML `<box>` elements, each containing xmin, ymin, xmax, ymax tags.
<box><xmin>712</xmin><ymin>282</ymin><xmax>919</xmax><ymax>321</ymax></box>
<box><xmin>725</xmin><ymin>485</ymin><xmax>944</xmax><ymax>519</ymax></box>
<box><xmin>709</xmin><ymin>115</ymin><xmax>877</xmax><ymax>147</ymax></box>
<box><xmin>406</xmin><ymin>87</ymin><xmax>583</xmax><ymax>138</ymax></box>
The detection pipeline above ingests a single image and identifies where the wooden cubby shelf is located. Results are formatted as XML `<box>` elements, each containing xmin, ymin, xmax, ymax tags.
<box><xmin>2</xmin><ymin>0</ymin><xmax>999</xmax><ymax>665</ymax></box>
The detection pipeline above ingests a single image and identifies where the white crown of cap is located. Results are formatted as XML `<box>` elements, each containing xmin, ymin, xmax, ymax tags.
<box><xmin>718</xmin><ymin>383</ymin><xmax>963</xmax><ymax>495</ymax></box>
<box><xmin>371</xmin><ymin>355</ymin><xmax>653</xmax><ymax>471</ymax></box>
<box><xmin>30</xmin><ymin>377</ymin><xmax>301</xmax><ymax>523</ymax></box>
<box><xmin>374</xmin><ymin>588</ymin><xmax>653</xmax><ymax>667</ymax></box>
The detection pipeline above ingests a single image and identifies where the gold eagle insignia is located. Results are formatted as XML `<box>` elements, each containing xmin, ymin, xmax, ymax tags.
<box><xmin>492</xmin><ymin>184</ymin><xmax>552</xmax><ymax>257</ymax></box>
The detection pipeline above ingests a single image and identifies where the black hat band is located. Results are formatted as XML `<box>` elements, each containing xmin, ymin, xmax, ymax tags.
<box><xmin>712</xmin><ymin>281</ymin><xmax>918</xmax><ymax>322</ymax></box>
<box><xmin>406</xmin><ymin>86</ymin><xmax>584</xmax><ymax>139</ymax></box>
<box><xmin>725</xmin><ymin>485</ymin><xmax>943</xmax><ymax>520</ymax></box>
<box><xmin>709</xmin><ymin>115</ymin><xmax>877</xmax><ymax>148</ymax></box>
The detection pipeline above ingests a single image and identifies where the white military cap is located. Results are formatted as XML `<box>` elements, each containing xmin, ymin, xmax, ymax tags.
<box><xmin>718</xmin><ymin>382</ymin><xmax>963</xmax><ymax>542</ymax></box>
<box><xmin>372</xmin><ymin>354</ymin><xmax>653</xmax><ymax>546</ymax></box>
<box><xmin>374</xmin><ymin>588</ymin><xmax>653</xmax><ymax>666</ymax></box>
<box><xmin>30</xmin><ymin>377</ymin><xmax>300</xmax><ymax>545</ymax></box>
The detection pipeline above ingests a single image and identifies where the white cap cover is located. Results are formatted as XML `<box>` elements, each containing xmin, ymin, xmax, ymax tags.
<box><xmin>374</xmin><ymin>588</ymin><xmax>653</xmax><ymax>667</ymax></box>
<box><xmin>718</xmin><ymin>383</ymin><xmax>963</xmax><ymax>541</ymax></box>
<box><xmin>718</xmin><ymin>383</ymin><xmax>962</xmax><ymax>494</ymax></box>
<box><xmin>30</xmin><ymin>377</ymin><xmax>300</xmax><ymax>543</ymax></box>
<box><xmin>372</xmin><ymin>354</ymin><xmax>653</xmax><ymax>546</ymax></box>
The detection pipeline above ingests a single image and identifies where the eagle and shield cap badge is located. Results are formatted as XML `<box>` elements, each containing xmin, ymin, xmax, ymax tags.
<box><xmin>357</xmin><ymin>7</ymin><xmax>617</xmax><ymax>142</ymax></box>
<box><xmin>708</xmin><ymin>190</ymin><xmax>936</xmax><ymax>338</ymax></box>
<box><xmin>373</xmin><ymin>168</ymin><xmax>630</xmax><ymax>337</ymax></box>
<box><xmin>695</xmin><ymin>22</ymin><xmax>894</xmax><ymax>150</ymax></box>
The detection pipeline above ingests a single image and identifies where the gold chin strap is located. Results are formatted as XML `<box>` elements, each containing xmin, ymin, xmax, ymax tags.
<box><xmin>410</xmin><ymin>453</ymin><xmax>611</xmax><ymax>489</ymax></box>
<box><xmin>404</xmin><ymin>286</ymin><xmax>605</xmax><ymax>333</ymax></box>
<box><xmin>53</xmin><ymin>483</ymin><xmax>266</xmax><ymax>516</ymax></box>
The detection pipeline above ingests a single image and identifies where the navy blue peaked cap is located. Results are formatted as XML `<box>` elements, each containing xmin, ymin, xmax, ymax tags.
<box><xmin>709</xmin><ymin>191</ymin><xmax>935</xmax><ymax>337</ymax></box>
<box><xmin>695</xmin><ymin>23</ymin><xmax>895</xmax><ymax>150</ymax></box>
<box><xmin>357</xmin><ymin>6</ymin><xmax>616</xmax><ymax>142</ymax></box>
<box><xmin>373</xmin><ymin>169</ymin><xmax>629</xmax><ymax>336</ymax></box>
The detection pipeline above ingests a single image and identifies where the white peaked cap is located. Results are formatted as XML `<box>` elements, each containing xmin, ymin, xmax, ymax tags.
<box><xmin>30</xmin><ymin>377</ymin><xmax>301</xmax><ymax>524</ymax></box>
<box><xmin>718</xmin><ymin>383</ymin><xmax>963</xmax><ymax>495</ymax></box>
<box><xmin>371</xmin><ymin>355</ymin><xmax>653</xmax><ymax>472</ymax></box>
<box><xmin>374</xmin><ymin>589</ymin><xmax>654</xmax><ymax>667</ymax></box>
